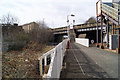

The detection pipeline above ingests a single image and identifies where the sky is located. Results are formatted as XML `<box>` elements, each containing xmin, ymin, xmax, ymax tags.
<box><xmin>0</xmin><ymin>0</ymin><xmax>112</xmax><ymax>28</ymax></box>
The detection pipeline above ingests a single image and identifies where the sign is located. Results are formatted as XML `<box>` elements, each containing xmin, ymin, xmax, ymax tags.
<box><xmin>91</xmin><ymin>40</ymin><xmax>94</xmax><ymax>44</ymax></box>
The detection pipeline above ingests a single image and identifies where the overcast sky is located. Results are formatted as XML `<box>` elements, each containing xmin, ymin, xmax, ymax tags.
<box><xmin>0</xmin><ymin>0</ymin><xmax>112</xmax><ymax>28</ymax></box>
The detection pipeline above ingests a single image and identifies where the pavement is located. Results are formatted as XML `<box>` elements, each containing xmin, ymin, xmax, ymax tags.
<box><xmin>60</xmin><ymin>43</ymin><xmax>119</xmax><ymax>79</ymax></box>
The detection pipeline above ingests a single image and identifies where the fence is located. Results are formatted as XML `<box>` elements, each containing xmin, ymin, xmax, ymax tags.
<box><xmin>38</xmin><ymin>39</ymin><xmax>68</xmax><ymax>78</ymax></box>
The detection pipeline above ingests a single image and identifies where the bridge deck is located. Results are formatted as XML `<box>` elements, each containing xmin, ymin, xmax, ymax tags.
<box><xmin>60</xmin><ymin>43</ymin><xmax>119</xmax><ymax>79</ymax></box>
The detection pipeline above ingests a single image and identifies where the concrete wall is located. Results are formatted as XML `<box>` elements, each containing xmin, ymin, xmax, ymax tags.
<box><xmin>75</xmin><ymin>38</ymin><xmax>89</xmax><ymax>47</ymax></box>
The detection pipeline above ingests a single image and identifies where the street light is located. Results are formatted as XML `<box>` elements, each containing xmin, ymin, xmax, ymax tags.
<box><xmin>67</xmin><ymin>14</ymin><xmax>75</xmax><ymax>40</ymax></box>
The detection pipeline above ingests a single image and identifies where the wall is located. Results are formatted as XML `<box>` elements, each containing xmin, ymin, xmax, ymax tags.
<box><xmin>109</xmin><ymin>34</ymin><xmax>118</xmax><ymax>50</ymax></box>
<box><xmin>75</xmin><ymin>38</ymin><xmax>89</xmax><ymax>47</ymax></box>
<box><xmin>22</xmin><ymin>22</ymin><xmax>39</xmax><ymax>33</ymax></box>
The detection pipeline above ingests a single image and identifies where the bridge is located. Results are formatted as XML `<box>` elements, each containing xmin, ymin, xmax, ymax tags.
<box><xmin>52</xmin><ymin>23</ymin><xmax>106</xmax><ymax>44</ymax></box>
<box><xmin>53</xmin><ymin>23</ymin><xmax>103</xmax><ymax>35</ymax></box>
<box><xmin>38</xmin><ymin>0</ymin><xmax>120</xmax><ymax>79</ymax></box>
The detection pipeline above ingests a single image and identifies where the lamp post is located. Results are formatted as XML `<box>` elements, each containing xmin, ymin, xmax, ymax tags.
<box><xmin>67</xmin><ymin>14</ymin><xmax>75</xmax><ymax>40</ymax></box>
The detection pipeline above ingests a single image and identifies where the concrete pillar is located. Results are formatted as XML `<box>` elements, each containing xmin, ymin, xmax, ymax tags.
<box><xmin>96</xmin><ymin>16</ymin><xmax>99</xmax><ymax>47</ymax></box>
<box><xmin>69</xmin><ymin>29</ymin><xmax>76</xmax><ymax>43</ymax></box>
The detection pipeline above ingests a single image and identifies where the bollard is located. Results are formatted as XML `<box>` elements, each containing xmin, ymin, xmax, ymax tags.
<box><xmin>67</xmin><ymin>40</ymin><xmax>69</xmax><ymax>49</ymax></box>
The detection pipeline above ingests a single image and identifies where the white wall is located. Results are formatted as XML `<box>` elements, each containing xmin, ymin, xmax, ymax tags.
<box><xmin>75</xmin><ymin>38</ymin><xmax>89</xmax><ymax>47</ymax></box>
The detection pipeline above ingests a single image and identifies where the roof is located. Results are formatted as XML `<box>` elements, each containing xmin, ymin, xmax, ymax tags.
<box><xmin>22</xmin><ymin>22</ymin><xmax>37</xmax><ymax>26</ymax></box>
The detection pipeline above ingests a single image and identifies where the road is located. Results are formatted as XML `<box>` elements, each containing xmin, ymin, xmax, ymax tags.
<box><xmin>60</xmin><ymin>43</ymin><xmax>119</xmax><ymax>79</ymax></box>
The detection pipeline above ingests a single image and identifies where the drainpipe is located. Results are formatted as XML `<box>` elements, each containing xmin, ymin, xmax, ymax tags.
<box><xmin>118</xmin><ymin>25</ymin><xmax>120</xmax><ymax>53</ymax></box>
<box><xmin>107</xmin><ymin>19</ymin><xmax>109</xmax><ymax>47</ymax></box>
<box><xmin>101</xmin><ymin>12</ymin><xmax>104</xmax><ymax>49</ymax></box>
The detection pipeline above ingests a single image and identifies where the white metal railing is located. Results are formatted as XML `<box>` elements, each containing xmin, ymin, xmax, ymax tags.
<box><xmin>38</xmin><ymin>39</ymin><xmax>69</xmax><ymax>78</ymax></box>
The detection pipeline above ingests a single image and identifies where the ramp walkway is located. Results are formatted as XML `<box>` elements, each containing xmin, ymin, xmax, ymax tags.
<box><xmin>60</xmin><ymin>43</ymin><xmax>119</xmax><ymax>79</ymax></box>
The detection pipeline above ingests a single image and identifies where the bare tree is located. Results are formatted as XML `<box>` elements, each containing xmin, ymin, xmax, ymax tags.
<box><xmin>29</xmin><ymin>21</ymin><xmax>54</xmax><ymax>44</ymax></box>
<box><xmin>84</xmin><ymin>17</ymin><xmax>96</xmax><ymax>24</ymax></box>
<box><xmin>0</xmin><ymin>13</ymin><xmax>19</xmax><ymax>25</ymax></box>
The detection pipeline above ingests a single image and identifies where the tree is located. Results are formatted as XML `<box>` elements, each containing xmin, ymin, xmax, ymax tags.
<box><xmin>84</xmin><ymin>17</ymin><xmax>96</xmax><ymax>24</ymax></box>
<box><xmin>29</xmin><ymin>21</ymin><xmax>54</xmax><ymax>44</ymax></box>
<box><xmin>0</xmin><ymin>13</ymin><xmax>19</xmax><ymax>25</ymax></box>
<box><xmin>1</xmin><ymin>13</ymin><xmax>21</xmax><ymax>41</ymax></box>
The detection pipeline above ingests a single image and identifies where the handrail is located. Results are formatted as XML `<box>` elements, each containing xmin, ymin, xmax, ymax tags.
<box><xmin>38</xmin><ymin>39</ymin><xmax>69</xmax><ymax>78</ymax></box>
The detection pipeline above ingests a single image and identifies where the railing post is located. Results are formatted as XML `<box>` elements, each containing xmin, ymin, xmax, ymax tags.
<box><xmin>40</xmin><ymin>57</ymin><xmax>43</xmax><ymax>77</ymax></box>
<box><xmin>44</xmin><ymin>56</ymin><xmax>47</xmax><ymax>66</ymax></box>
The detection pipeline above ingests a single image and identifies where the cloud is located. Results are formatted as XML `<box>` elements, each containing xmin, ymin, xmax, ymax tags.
<box><xmin>0</xmin><ymin>0</ymin><xmax>99</xmax><ymax>28</ymax></box>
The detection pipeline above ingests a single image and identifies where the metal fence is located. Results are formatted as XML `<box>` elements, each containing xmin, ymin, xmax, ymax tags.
<box><xmin>38</xmin><ymin>39</ymin><xmax>68</xmax><ymax>78</ymax></box>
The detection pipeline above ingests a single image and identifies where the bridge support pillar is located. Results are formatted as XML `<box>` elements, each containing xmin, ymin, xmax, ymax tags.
<box><xmin>69</xmin><ymin>29</ymin><xmax>76</xmax><ymax>43</ymax></box>
<box><xmin>106</xmin><ymin>19</ymin><xmax>109</xmax><ymax>48</ymax></box>
<box><xmin>100</xmin><ymin>14</ymin><xmax>104</xmax><ymax>49</ymax></box>
<box><xmin>112</xmin><ymin>23</ymin><xmax>115</xmax><ymax>34</ymax></box>
<box><xmin>96</xmin><ymin>16</ymin><xmax>99</xmax><ymax>47</ymax></box>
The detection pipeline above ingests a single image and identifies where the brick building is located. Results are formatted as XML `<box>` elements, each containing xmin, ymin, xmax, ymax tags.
<box><xmin>22</xmin><ymin>22</ymin><xmax>39</xmax><ymax>33</ymax></box>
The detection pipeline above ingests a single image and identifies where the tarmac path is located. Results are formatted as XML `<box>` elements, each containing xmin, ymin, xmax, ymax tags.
<box><xmin>60</xmin><ymin>43</ymin><xmax>119</xmax><ymax>79</ymax></box>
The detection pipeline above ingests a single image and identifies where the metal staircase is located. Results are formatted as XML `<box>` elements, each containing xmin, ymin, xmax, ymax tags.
<box><xmin>102</xmin><ymin>2</ymin><xmax>120</xmax><ymax>25</ymax></box>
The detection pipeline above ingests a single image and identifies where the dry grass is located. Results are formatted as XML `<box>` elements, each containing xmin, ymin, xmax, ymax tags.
<box><xmin>2</xmin><ymin>42</ymin><xmax>54</xmax><ymax>78</ymax></box>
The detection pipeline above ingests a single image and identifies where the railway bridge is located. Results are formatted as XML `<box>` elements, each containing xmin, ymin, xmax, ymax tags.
<box><xmin>52</xmin><ymin>23</ymin><xmax>105</xmax><ymax>44</ymax></box>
